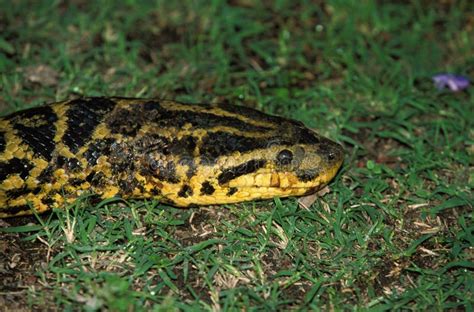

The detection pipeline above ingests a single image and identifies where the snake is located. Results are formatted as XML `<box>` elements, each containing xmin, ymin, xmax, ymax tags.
<box><xmin>0</xmin><ymin>97</ymin><xmax>344</xmax><ymax>218</ymax></box>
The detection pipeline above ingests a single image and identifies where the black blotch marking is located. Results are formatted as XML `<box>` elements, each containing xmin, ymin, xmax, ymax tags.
<box><xmin>6</xmin><ymin>186</ymin><xmax>41</xmax><ymax>199</ymax></box>
<box><xmin>143</xmin><ymin>101</ymin><xmax>272</xmax><ymax>132</ymax></box>
<box><xmin>296</xmin><ymin>169</ymin><xmax>320</xmax><ymax>182</ymax></box>
<box><xmin>218</xmin><ymin>159</ymin><xmax>267</xmax><ymax>185</ymax></box>
<box><xmin>200</xmin><ymin>132</ymin><xmax>270</xmax><ymax>164</ymax></box>
<box><xmin>107</xmin><ymin>108</ymin><xmax>142</xmax><ymax>136</ymax></box>
<box><xmin>32</xmin><ymin>187</ymin><xmax>42</xmax><ymax>194</ymax></box>
<box><xmin>295</xmin><ymin>126</ymin><xmax>320</xmax><ymax>145</ymax></box>
<box><xmin>42</xmin><ymin>197</ymin><xmax>55</xmax><ymax>207</ymax></box>
<box><xmin>200</xmin><ymin>181</ymin><xmax>215</xmax><ymax>195</ymax></box>
<box><xmin>57</xmin><ymin>156</ymin><xmax>82</xmax><ymax>172</ymax></box>
<box><xmin>137</xmin><ymin>134</ymin><xmax>197</xmax><ymax>162</ymax></box>
<box><xmin>63</xmin><ymin>98</ymin><xmax>116</xmax><ymax>153</ymax></box>
<box><xmin>9</xmin><ymin>105</ymin><xmax>58</xmax><ymax>161</ymax></box>
<box><xmin>143</xmin><ymin>101</ymin><xmax>161</xmax><ymax>111</ymax></box>
<box><xmin>0</xmin><ymin>131</ymin><xmax>5</xmax><ymax>154</ymax></box>
<box><xmin>37</xmin><ymin>165</ymin><xmax>54</xmax><ymax>184</ymax></box>
<box><xmin>86</xmin><ymin>171</ymin><xmax>106</xmax><ymax>188</ymax></box>
<box><xmin>84</xmin><ymin>138</ymin><xmax>115</xmax><ymax>165</ymax></box>
<box><xmin>178</xmin><ymin>184</ymin><xmax>193</xmax><ymax>198</ymax></box>
<box><xmin>69</xmin><ymin>178</ymin><xmax>84</xmax><ymax>187</ymax></box>
<box><xmin>218</xmin><ymin>102</ymin><xmax>285</xmax><ymax>125</ymax></box>
<box><xmin>1</xmin><ymin>205</ymin><xmax>33</xmax><ymax>216</ymax></box>
<box><xmin>150</xmin><ymin>188</ymin><xmax>161</xmax><ymax>196</ymax></box>
<box><xmin>227</xmin><ymin>187</ymin><xmax>238</xmax><ymax>196</ymax></box>
<box><xmin>169</xmin><ymin>135</ymin><xmax>196</xmax><ymax>155</ymax></box>
<box><xmin>0</xmin><ymin>158</ymin><xmax>34</xmax><ymax>181</ymax></box>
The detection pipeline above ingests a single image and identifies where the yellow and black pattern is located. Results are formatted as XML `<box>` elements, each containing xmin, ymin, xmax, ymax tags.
<box><xmin>0</xmin><ymin>97</ymin><xmax>344</xmax><ymax>218</ymax></box>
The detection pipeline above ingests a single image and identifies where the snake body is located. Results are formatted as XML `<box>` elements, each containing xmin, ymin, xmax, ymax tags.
<box><xmin>0</xmin><ymin>97</ymin><xmax>344</xmax><ymax>218</ymax></box>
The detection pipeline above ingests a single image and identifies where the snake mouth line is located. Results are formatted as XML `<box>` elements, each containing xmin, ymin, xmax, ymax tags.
<box><xmin>229</xmin><ymin>185</ymin><xmax>323</xmax><ymax>194</ymax></box>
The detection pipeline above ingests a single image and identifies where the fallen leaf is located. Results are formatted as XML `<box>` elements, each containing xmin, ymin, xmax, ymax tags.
<box><xmin>298</xmin><ymin>186</ymin><xmax>331</xmax><ymax>209</ymax></box>
<box><xmin>24</xmin><ymin>65</ymin><xmax>59</xmax><ymax>87</ymax></box>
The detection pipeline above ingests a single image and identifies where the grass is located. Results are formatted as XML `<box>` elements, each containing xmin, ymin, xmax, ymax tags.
<box><xmin>0</xmin><ymin>0</ymin><xmax>473</xmax><ymax>310</ymax></box>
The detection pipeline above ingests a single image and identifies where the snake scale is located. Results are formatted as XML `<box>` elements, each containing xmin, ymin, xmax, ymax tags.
<box><xmin>0</xmin><ymin>97</ymin><xmax>344</xmax><ymax>218</ymax></box>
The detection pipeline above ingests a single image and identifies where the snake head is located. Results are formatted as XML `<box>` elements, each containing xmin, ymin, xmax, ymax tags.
<box><xmin>134</xmin><ymin>101</ymin><xmax>344</xmax><ymax>207</ymax></box>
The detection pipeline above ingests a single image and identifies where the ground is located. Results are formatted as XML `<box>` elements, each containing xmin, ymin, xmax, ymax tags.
<box><xmin>0</xmin><ymin>0</ymin><xmax>473</xmax><ymax>310</ymax></box>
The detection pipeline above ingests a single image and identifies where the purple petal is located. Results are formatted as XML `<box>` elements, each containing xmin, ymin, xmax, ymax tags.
<box><xmin>432</xmin><ymin>74</ymin><xmax>470</xmax><ymax>92</ymax></box>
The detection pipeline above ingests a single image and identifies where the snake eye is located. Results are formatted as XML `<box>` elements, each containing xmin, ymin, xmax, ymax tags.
<box><xmin>277</xmin><ymin>149</ymin><xmax>293</xmax><ymax>165</ymax></box>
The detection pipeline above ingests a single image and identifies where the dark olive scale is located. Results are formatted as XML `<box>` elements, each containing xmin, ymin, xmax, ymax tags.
<box><xmin>200</xmin><ymin>181</ymin><xmax>215</xmax><ymax>195</ymax></box>
<box><xmin>57</xmin><ymin>156</ymin><xmax>82</xmax><ymax>172</ymax></box>
<box><xmin>2</xmin><ymin>205</ymin><xmax>32</xmax><ymax>216</ymax></box>
<box><xmin>9</xmin><ymin>106</ymin><xmax>58</xmax><ymax>161</ymax></box>
<box><xmin>69</xmin><ymin>178</ymin><xmax>85</xmax><ymax>187</ymax></box>
<box><xmin>296</xmin><ymin>169</ymin><xmax>320</xmax><ymax>182</ymax></box>
<box><xmin>227</xmin><ymin>187</ymin><xmax>238</xmax><ymax>196</ymax></box>
<box><xmin>86</xmin><ymin>171</ymin><xmax>107</xmax><ymax>187</ymax></box>
<box><xmin>6</xmin><ymin>186</ymin><xmax>42</xmax><ymax>199</ymax></box>
<box><xmin>63</xmin><ymin>98</ymin><xmax>116</xmax><ymax>153</ymax></box>
<box><xmin>0</xmin><ymin>158</ymin><xmax>34</xmax><ymax>181</ymax></box>
<box><xmin>200</xmin><ymin>132</ymin><xmax>270</xmax><ymax>164</ymax></box>
<box><xmin>106</xmin><ymin>108</ymin><xmax>142</xmax><ymax>136</ymax></box>
<box><xmin>217</xmin><ymin>159</ymin><xmax>267</xmax><ymax>185</ymax></box>
<box><xmin>36</xmin><ymin>165</ymin><xmax>54</xmax><ymax>184</ymax></box>
<box><xmin>178</xmin><ymin>184</ymin><xmax>193</xmax><ymax>198</ymax></box>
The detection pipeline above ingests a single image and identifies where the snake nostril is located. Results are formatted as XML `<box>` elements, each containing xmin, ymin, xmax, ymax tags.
<box><xmin>327</xmin><ymin>150</ymin><xmax>338</xmax><ymax>161</ymax></box>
